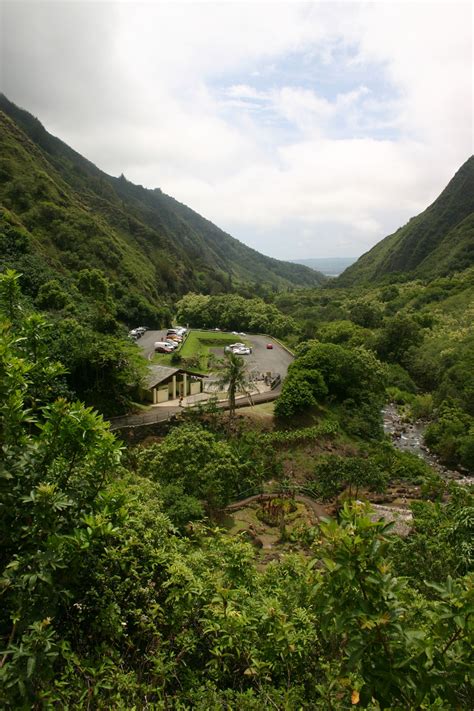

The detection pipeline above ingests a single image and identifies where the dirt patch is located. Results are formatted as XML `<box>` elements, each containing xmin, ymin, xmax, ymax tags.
<box><xmin>223</xmin><ymin>496</ymin><xmax>322</xmax><ymax>564</ymax></box>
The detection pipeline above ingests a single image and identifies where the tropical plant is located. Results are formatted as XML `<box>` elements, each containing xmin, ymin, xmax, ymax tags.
<box><xmin>216</xmin><ymin>351</ymin><xmax>252</xmax><ymax>418</ymax></box>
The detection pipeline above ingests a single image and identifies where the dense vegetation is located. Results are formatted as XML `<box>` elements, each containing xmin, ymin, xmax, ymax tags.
<box><xmin>272</xmin><ymin>266</ymin><xmax>474</xmax><ymax>473</ymax></box>
<box><xmin>176</xmin><ymin>292</ymin><xmax>298</xmax><ymax>337</ymax></box>
<box><xmin>1</xmin><ymin>96</ymin><xmax>473</xmax><ymax>708</ymax></box>
<box><xmin>1</xmin><ymin>261</ymin><xmax>473</xmax><ymax>708</ymax></box>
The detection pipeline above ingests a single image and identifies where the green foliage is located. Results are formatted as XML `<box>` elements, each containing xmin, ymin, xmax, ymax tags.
<box><xmin>316</xmin><ymin>319</ymin><xmax>373</xmax><ymax>348</ymax></box>
<box><xmin>35</xmin><ymin>279</ymin><xmax>70</xmax><ymax>310</ymax></box>
<box><xmin>390</xmin><ymin>487</ymin><xmax>474</xmax><ymax>584</ymax></box>
<box><xmin>137</xmin><ymin>423</ymin><xmax>243</xmax><ymax>511</ymax></box>
<box><xmin>0</xmin><ymin>267</ymin><xmax>22</xmax><ymax>323</ymax></box>
<box><xmin>425</xmin><ymin>402</ymin><xmax>473</xmax><ymax>470</ymax></box>
<box><xmin>376</xmin><ymin>313</ymin><xmax>424</xmax><ymax>365</ymax></box>
<box><xmin>294</xmin><ymin>341</ymin><xmax>386</xmax><ymax>405</ymax></box>
<box><xmin>312</xmin><ymin>502</ymin><xmax>474</xmax><ymax>708</ymax></box>
<box><xmin>410</xmin><ymin>392</ymin><xmax>434</xmax><ymax>419</ymax></box>
<box><xmin>274</xmin><ymin>369</ymin><xmax>321</xmax><ymax>418</ymax></box>
<box><xmin>349</xmin><ymin>300</ymin><xmax>383</xmax><ymax>328</ymax></box>
<box><xmin>44</xmin><ymin>317</ymin><xmax>146</xmax><ymax>415</ymax></box>
<box><xmin>276</xmin><ymin>341</ymin><xmax>386</xmax><ymax>438</ymax></box>
<box><xmin>176</xmin><ymin>292</ymin><xmax>298</xmax><ymax>337</ymax></box>
<box><xmin>261</xmin><ymin>420</ymin><xmax>340</xmax><ymax>447</ymax></box>
<box><xmin>385</xmin><ymin>362</ymin><xmax>418</xmax><ymax>393</ymax></box>
<box><xmin>1</xmin><ymin>98</ymin><xmax>474</xmax><ymax>710</ymax></box>
<box><xmin>0</xmin><ymin>329</ymin><xmax>122</xmax><ymax>705</ymax></box>
<box><xmin>216</xmin><ymin>351</ymin><xmax>252</xmax><ymax>417</ymax></box>
<box><xmin>311</xmin><ymin>455</ymin><xmax>388</xmax><ymax>500</ymax></box>
<box><xmin>76</xmin><ymin>268</ymin><xmax>110</xmax><ymax>299</ymax></box>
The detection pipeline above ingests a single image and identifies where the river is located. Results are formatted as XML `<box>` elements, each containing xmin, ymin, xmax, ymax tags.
<box><xmin>382</xmin><ymin>403</ymin><xmax>474</xmax><ymax>487</ymax></box>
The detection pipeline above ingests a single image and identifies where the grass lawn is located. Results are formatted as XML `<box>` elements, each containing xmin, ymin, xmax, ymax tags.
<box><xmin>153</xmin><ymin>330</ymin><xmax>252</xmax><ymax>373</ymax></box>
<box><xmin>236</xmin><ymin>402</ymin><xmax>275</xmax><ymax>423</ymax></box>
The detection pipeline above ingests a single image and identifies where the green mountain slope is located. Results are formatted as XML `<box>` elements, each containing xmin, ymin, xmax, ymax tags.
<box><xmin>0</xmin><ymin>95</ymin><xmax>325</xmax><ymax>310</ymax></box>
<box><xmin>338</xmin><ymin>157</ymin><xmax>474</xmax><ymax>285</ymax></box>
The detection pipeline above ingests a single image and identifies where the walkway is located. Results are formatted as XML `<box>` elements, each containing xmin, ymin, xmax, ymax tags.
<box><xmin>109</xmin><ymin>386</ymin><xmax>282</xmax><ymax>430</ymax></box>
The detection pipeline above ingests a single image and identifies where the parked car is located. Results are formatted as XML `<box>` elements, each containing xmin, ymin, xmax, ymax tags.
<box><xmin>266</xmin><ymin>343</ymin><xmax>273</xmax><ymax>349</ymax></box>
<box><xmin>154</xmin><ymin>342</ymin><xmax>174</xmax><ymax>353</ymax></box>
<box><xmin>233</xmin><ymin>347</ymin><xmax>251</xmax><ymax>355</ymax></box>
<box><xmin>225</xmin><ymin>342</ymin><xmax>248</xmax><ymax>353</ymax></box>
<box><xmin>164</xmin><ymin>340</ymin><xmax>178</xmax><ymax>350</ymax></box>
<box><xmin>167</xmin><ymin>334</ymin><xmax>182</xmax><ymax>343</ymax></box>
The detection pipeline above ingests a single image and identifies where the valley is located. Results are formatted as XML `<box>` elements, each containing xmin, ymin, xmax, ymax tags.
<box><xmin>0</xmin><ymin>95</ymin><xmax>473</xmax><ymax>709</ymax></box>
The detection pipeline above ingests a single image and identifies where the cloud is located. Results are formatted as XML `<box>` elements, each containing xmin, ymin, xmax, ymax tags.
<box><xmin>1</xmin><ymin>1</ymin><xmax>472</xmax><ymax>260</ymax></box>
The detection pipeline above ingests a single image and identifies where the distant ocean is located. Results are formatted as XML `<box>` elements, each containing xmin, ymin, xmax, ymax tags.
<box><xmin>290</xmin><ymin>257</ymin><xmax>357</xmax><ymax>277</ymax></box>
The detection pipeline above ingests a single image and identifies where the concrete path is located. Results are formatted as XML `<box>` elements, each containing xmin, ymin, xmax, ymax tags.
<box><xmin>109</xmin><ymin>387</ymin><xmax>282</xmax><ymax>430</ymax></box>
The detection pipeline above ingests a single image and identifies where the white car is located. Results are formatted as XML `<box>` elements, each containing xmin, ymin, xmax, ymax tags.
<box><xmin>225</xmin><ymin>342</ymin><xmax>245</xmax><ymax>353</ymax></box>
<box><xmin>233</xmin><ymin>347</ymin><xmax>251</xmax><ymax>355</ymax></box>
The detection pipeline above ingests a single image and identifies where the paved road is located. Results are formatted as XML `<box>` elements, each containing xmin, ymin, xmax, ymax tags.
<box><xmin>137</xmin><ymin>329</ymin><xmax>170</xmax><ymax>360</ymax></box>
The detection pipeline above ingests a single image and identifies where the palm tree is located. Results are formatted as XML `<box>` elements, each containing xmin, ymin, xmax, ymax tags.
<box><xmin>217</xmin><ymin>351</ymin><xmax>252</xmax><ymax>418</ymax></box>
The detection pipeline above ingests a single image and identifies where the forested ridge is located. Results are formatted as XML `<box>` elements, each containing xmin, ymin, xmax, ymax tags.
<box><xmin>0</xmin><ymin>98</ymin><xmax>473</xmax><ymax>708</ymax></box>
<box><xmin>0</xmin><ymin>93</ymin><xmax>325</xmax><ymax>310</ymax></box>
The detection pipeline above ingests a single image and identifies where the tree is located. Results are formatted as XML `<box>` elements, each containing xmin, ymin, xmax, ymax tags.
<box><xmin>35</xmin><ymin>279</ymin><xmax>70</xmax><ymax>311</ymax></box>
<box><xmin>0</xmin><ymin>268</ymin><xmax>22</xmax><ymax>323</ymax></box>
<box><xmin>217</xmin><ymin>351</ymin><xmax>252</xmax><ymax>418</ymax></box>
<box><xmin>349</xmin><ymin>301</ymin><xmax>383</xmax><ymax>328</ymax></box>
<box><xmin>137</xmin><ymin>423</ymin><xmax>242</xmax><ymax>511</ymax></box>
<box><xmin>376</xmin><ymin>313</ymin><xmax>424</xmax><ymax>365</ymax></box>
<box><xmin>312</xmin><ymin>455</ymin><xmax>387</xmax><ymax>500</ymax></box>
<box><xmin>274</xmin><ymin>369</ymin><xmax>325</xmax><ymax>419</ymax></box>
<box><xmin>0</xmin><ymin>327</ymin><xmax>122</xmax><ymax>705</ymax></box>
<box><xmin>313</xmin><ymin>502</ymin><xmax>474</xmax><ymax>708</ymax></box>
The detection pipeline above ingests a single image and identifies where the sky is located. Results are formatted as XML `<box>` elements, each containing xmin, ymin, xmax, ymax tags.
<box><xmin>1</xmin><ymin>1</ymin><xmax>472</xmax><ymax>260</ymax></box>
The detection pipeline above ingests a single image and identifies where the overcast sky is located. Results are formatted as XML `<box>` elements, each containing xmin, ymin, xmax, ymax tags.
<box><xmin>1</xmin><ymin>1</ymin><xmax>472</xmax><ymax>260</ymax></box>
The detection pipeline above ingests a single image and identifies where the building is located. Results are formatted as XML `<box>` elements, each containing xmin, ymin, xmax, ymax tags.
<box><xmin>141</xmin><ymin>365</ymin><xmax>206</xmax><ymax>404</ymax></box>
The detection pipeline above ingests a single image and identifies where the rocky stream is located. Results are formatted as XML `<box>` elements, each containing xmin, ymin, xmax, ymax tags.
<box><xmin>382</xmin><ymin>403</ymin><xmax>474</xmax><ymax>488</ymax></box>
<box><xmin>369</xmin><ymin>404</ymin><xmax>474</xmax><ymax>535</ymax></box>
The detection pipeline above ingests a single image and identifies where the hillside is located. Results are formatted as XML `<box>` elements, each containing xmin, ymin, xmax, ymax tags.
<box><xmin>337</xmin><ymin>156</ymin><xmax>474</xmax><ymax>285</ymax></box>
<box><xmin>0</xmin><ymin>95</ymin><xmax>325</xmax><ymax>315</ymax></box>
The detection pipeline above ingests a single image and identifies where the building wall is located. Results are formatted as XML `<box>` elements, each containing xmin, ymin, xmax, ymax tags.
<box><xmin>157</xmin><ymin>386</ymin><xmax>169</xmax><ymax>403</ymax></box>
<box><xmin>146</xmin><ymin>372</ymin><xmax>204</xmax><ymax>403</ymax></box>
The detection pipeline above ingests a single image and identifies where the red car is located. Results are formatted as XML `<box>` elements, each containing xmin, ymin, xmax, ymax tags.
<box><xmin>266</xmin><ymin>343</ymin><xmax>273</xmax><ymax>349</ymax></box>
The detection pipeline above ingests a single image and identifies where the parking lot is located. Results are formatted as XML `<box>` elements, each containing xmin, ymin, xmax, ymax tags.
<box><xmin>138</xmin><ymin>329</ymin><xmax>294</xmax><ymax>380</ymax></box>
